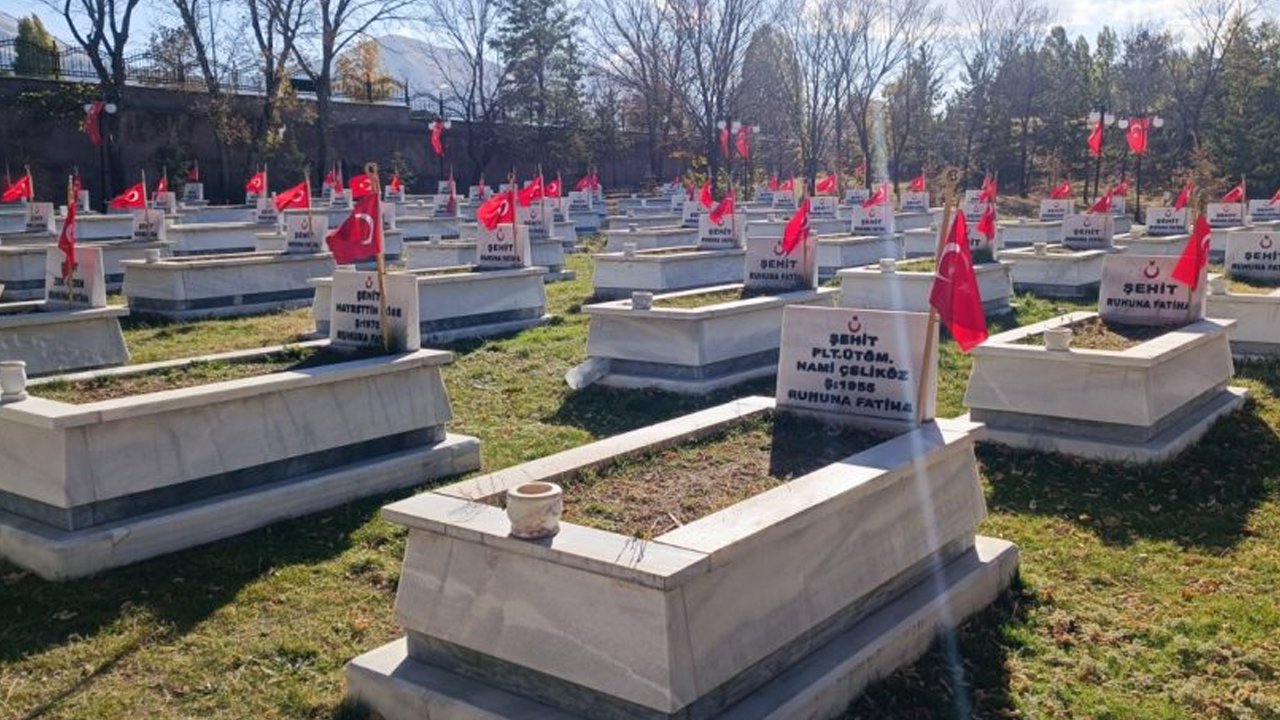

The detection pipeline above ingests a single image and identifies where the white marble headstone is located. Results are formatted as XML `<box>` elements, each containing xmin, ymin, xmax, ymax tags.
<box><xmin>320</xmin><ymin>183</ymin><xmax>334</xmax><ymax>202</ymax></box>
<box><xmin>1206</xmin><ymin>202</ymin><xmax>1245</xmax><ymax>228</ymax></box>
<box><xmin>255</xmin><ymin>195</ymin><xmax>279</xmax><ymax>225</ymax></box>
<box><xmin>437</xmin><ymin>180</ymin><xmax>454</xmax><ymax>195</ymax></box>
<box><xmin>1145</xmin><ymin>206</ymin><xmax>1188</xmax><ymax>236</ymax></box>
<box><xmin>743</xmin><ymin>233</ymin><xmax>816</xmax><ymax>292</ymax></box>
<box><xmin>1247</xmin><ymin>200</ymin><xmax>1280</xmax><ymax>224</ymax></box>
<box><xmin>76</xmin><ymin>190</ymin><xmax>90</xmax><ymax>213</ymax></box>
<box><xmin>284</xmin><ymin>214</ymin><xmax>323</xmax><ymax>254</ymax></box>
<box><xmin>1224</xmin><ymin>231</ymin><xmax>1280</xmax><ymax>282</ymax></box>
<box><xmin>329</xmin><ymin>269</ymin><xmax>421</xmax><ymax>352</ymax></box>
<box><xmin>467</xmin><ymin>185</ymin><xmax>487</xmax><ymax>202</ymax></box>
<box><xmin>697</xmin><ymin>212</ymin><xmax>745</xmax><ymax>250</ymax></box>
<box><xmin>381</xmin><ymin>201</ymin><xmax>397</xmax><ymax>231</ymax></box>
<box><xmin>151</xmin><ymin>191</ymin><xmax>177</xmax><ymax>213</ymax></box>
<box><xmin>775</xmin><ymin>305</ymin><xmax>937</xmax><ymax>425</ymax></box>
<box><xmin>900</xmin><ymin>192</ymin><xmax>929</xmax><ymax>213</ymax></box>
<box><xmin>131</xmin><ymin>209</ymin><xmax>166</xmax><ymax>242</ymax></box>
<box><xmin>25</xmin><ymin>202</ymin><xmax>54</xmax><ymax>233</ymax></box>
<box><xmin>330</xmin><ymin>189</ymin><xmax>353</xmax><ymax>210</ymax></box>
<box><xmin>961</xmin><ymin>190</ymin><xmax>991</xmax><ymax>217</ymax></box>
<box><xmin>566</xmin><ymin>191</ymin><xmax>593</xmax><ymax>213</ymax></box>
<box><xmin>45</xmin><ymin>245</ymin><xmax>106</xmax><ymax>308</ymax></box>
<box><xmin>1098</xmin><ymin>254</ymin><xmax>1199</xmax><ymax>326</ymax></box>
<box><xmin>850</xmin><ymin>204</ymin><xmax>896</xmax><ymax>236</ymax></box>
<box><xmin>245</xmin><ymin>190</ymin><xmax>261</xmax><ymax>205</ymax></box>
<box><xmin>844</xmin><ymin>188</ymin><xmax>870</xmax><ymax>206</ymax></box>
<box><xmin>771</xmin><ymin>191</ymin><xmax>797</xmax><ymax>211</ymax></box>
<box><xmin>183</xmin><ymin>183</ymin><xmax>204</xmax><ymax>203</ymax></box>
<box><xmin>1039</xmin><ymin>199</ymin><xmax>1073</xmax><ymax>222</ymax></box>
<box><xmin>681</xmin><ymin>198</ymin><xmax>704</xmax><ymax>228</ymax></box>
<box><xmin>476</xmin><ymin>222</ymin><xmax>532</xmax><ymax>269</ymax></box>
<box><xmin>516</xmin><ymin>202</ymin><xmax>554</xmax><ymax>239</ymax></box>
<box><xmin>1061</xmin><ymin>213</ymin><xmax>1114</xmax><ymax>250</ymax></box>
<box><xmin>385</xmin><ymin>185</ymin><xmax>406</xmax><ymax>203</ymax></box>
<box><xmin>1110</xmin><ymin>196</ymin><xmax>1127</xmax><ymax>218</ymax></box>
<box><xmin>809</xmin><ymin>196</ymin><xmax>839</xmax><ymax>220</ymax></box>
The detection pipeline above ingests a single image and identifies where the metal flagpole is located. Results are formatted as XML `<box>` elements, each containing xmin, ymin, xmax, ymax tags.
<box><xmin>914</xmin><ymin>167</ymin><xmax>961</xmax><ymax>426</ymax></box>
<box><xmin>367</xmin><ymin>162</ymin><xmax>391</xmax><ymax>352</ymax></box>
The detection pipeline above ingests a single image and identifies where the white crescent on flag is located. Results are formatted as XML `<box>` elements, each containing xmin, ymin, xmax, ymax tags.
<box><xmin>356</xmin><ymin>213</ymin><xmax>375</xmax><ymax>244</ymax></box>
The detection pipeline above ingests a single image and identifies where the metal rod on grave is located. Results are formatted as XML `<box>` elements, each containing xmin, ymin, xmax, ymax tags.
<box><xmin>914</xmin><ymin>168</ymin><xmax>959</xmax><ymax>427</ymax></box>
<box><xmin>367</xmin><ymin>162</ymin><xmax>392</xmax><ymax>352</ymax></box>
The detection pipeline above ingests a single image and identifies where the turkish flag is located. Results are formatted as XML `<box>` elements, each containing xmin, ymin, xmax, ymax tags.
<box><xmin>1</xmin><ymin>174</ymin><xmax>33</xmax><ymax>203</ymax></box>
<box><xmin>1269</xmin><ymin>186</ymin><xmax>1280</xmax><ymax>206</ymax></box>
<box><xmin>544</xmin><ymin>178</ymin><xmax>562</xmax><ymax>198</ymax></box>
<box><xmin>389</xmin><ymin>173</ymin><xmax>403</xmax><ymax>191</ymax></box>
<box><xmin>1089</xmin><ymin>193</ymin><xmax>1112</xmax><ymax>214</ymax></box>
<box><xmin>155</xmin><ymin>174</ymin><xmax>168</xmax><ymax>195</ymax></box>
<box><xmin>709</xmin><ymin>191</ymin><xmax>735</xmax><ymax>224</ymax></box>
<box><xmin>1087</xmin><ymin>120</ymin><xmax>1103</xmax><ymax>158</ymax></box>
<box><xmin>978</xmin><ymin>203</ymin><xmax>997</xmax><ymax>240</ymax></box>
<box><xmin>1222</xmin><ymin>180</ymin><xmax>1246</xmax><ymax>203</ymax></box>
<box><xmin>323</xmin><ymin>168</ymin><xmax>340</xmax><ymax>191</ymax></box>
<box><xmin>719</xmin><ymin>127</ymin><xmax>730</xmax><ymax>158</ymax></box>
<box><xmin>778</xmin><ymin>177</ymin><xmax>794</xmax><ymax>192</ymax></box>
<box><xmin>854</xmin><ymin>160</ymin><xmax>867</xmax><ymax>179</ymax></box>
<box><xmin>908</xmin><ymin>173</ymin><xmax>926</xmax><ymax>192</ymax></box>
<box><xmin>699</xmin><ymin>181</ymin><xmax>713</xmax><ymax>209</ymax></box>
<box><xmin>735</xmin><ymin>126</ymin><xmax>750</xmax><ymax>158</ymax></box>
<box><xmin>431</xmin><ymin>120</ymin><xmax>445</xmax><ymax>157</ymax></box>
<box><xmin>781</xmin><ymin>197</ymin><xmax>810</xmax><ymax>255</ymax></box>
<box><xmin>929</xmin><ymin>209</ymin><xmax>988</xmax><ymax>351</ymax></box>
<box><xmin>518</xmin><ymin>177</ymin><xmax>543</xmax><ymax>206</ymax></box>
<box><xmin>861</xmin><ymin>183</ymin><xmax>889</xmax><ymax>208</ymax></box>
<box><xmin>349</xmin><ymin>173</ymin><xmax>376</xmax><ymax>199</ymax></box>
<box><xmin>58</xmin><ymin>177</ymin><xmax>80</xmax><ymax>280</ymax></box>
<box><xmin>1174</xmin><ymin>181</ymin><xmax>1194</xmax><ymax>210</ymax></box>
<box><xmin>1126</xmin><ymin>118</ymin><xmax>1149</xmax><ymax>155</ymax></box>
<box><xmin>768</xmin><ymin>174</ymin><xmax>779</xmax><ymax>191</ymax></box>
<box><xmin>84</xmin><ymin>101</ymin><xmax>105</xmax><ymax>147</ymax></box>
<box><xmin>574</xmin><ymin>173</ymin><xmax>592</xmax><ymax>191</ymax></box>
<box><xmin>1109</xmin><ymin>179</ymin><xmax>1130</xmax><ymax>197</ymax></box>
<box><xmin>1171</xmin><ymin>215</ymin><xmax>1212</xmax><ymax>290</ymax></box>
<box><xmin>325</xmin><ymin>193</ymin><xmax>382</xmax><ymax>263</ymax></box>
<box><xmin>978</xmin><ymin>175</ymin><xmax>998</xmax><ymax>203</ymax></box>
<box><xmin>245</xmin><ymin>171</ymin><xmax>266</xmax><ymax>195</ymax></box>
<box><xmin>109</xmin><ymin>182</ymin><xmax>147</xmax><ymax>209</ymax></box>
<box><xmin>274</xmin><ymin>181</ymin><xmax>311</xmax><ymax>211</ymax></box>
<box><xmin>476</xmin><ymin>192</ymin><xmax>516</xmax><ymax>230</ymax></box>
<box><xmin>187</xmin><ymin>162</ymin><xmax>200</xmax><ymax>182</ymax></box>
<box><xmin>816</xmin><ymin>173</ymin><xmax>838</xmax><ymax>195</ymax></box>
<box><xmin>1049</xmin><ymin>180</ymin><xmax>1072</xmax><ymax>199</ymax></box>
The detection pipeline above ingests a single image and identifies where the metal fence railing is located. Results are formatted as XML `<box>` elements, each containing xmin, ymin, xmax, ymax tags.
<box><xmin>0</xmin><ymin>39</ymin><xmax>410</xmax><ymax>107</ymax></box>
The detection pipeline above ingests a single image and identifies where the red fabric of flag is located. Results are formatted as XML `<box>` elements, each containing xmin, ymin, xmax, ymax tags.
<box><xmin>574</xmin><ymin>174</ymin><xmax>592</xmax><ymax>191</ymax></box>
<box><xmin>476</xmin><ymin>192</ymin><xmax>516</xmax><ymax>230</ymax></box>
<box><xmin>779</xmin><ymin>178</ymin><xmax>794</xmax><ymax>192</ymax></box>
<box><xmin>518</xmin><ymin>177</ymin><xmax>543</xmax><ymax>206</ymax></box>
<box><xmin>155</xmin><ymin>175</ymin><xmax>168</xmax><ymax>195</ymax></box>
<box><xmin>245</xmin><ymin>171</ymin><xmax>266</xmax><ymax>195</ymax></box>
<box><xmin>187</xmin><ymin>162</ymin><xmax>200</xmax><ymax>182</ymax></box>
<box><xmin>781</xmin><ymin>197</ymin><xmax>810</xmax><ymax>255</ymax></box>
<box><xmin>978</xmin><ymin>203</ymin><xmax>997</xmax><ymax>240</ymax></box>
<box><xmin>1222</xmin><ymin>180</ymin><xmax>1246</xmax><ymax>203</ymax></box>
<box><xmin>909</xmin><ymin>174</ymin><xmax>926</xmax><ymax>192</ymax></box>
<box><xmin>816</xmin><ymin>173</ymin><xmax>838</xmax><ymax>195</ymax></box>
<box><xmin>929</xmin><ymin>209</ymin><xmax>988</xmax><ymax>351</ymax></box>
<box><xmin>768</xmin><ymin>174</ymin><xmax>779</xmax><ymax>191</ymax></box>
<box><xmin>709</xmin><ymin>192</ymin><xmax>735</xmax><ymax>224</ymax></box>
<box><xmin>1269</xmin><ymin>186</ymin><xmax>1280</xmax><ymax>206</ymax></box>
<box><xmin>1087</xmin><ymin>120</ymin><xmax>1103</xmax><ymax>158</ymax></box>
<box><xmin>978</xmin><ymin>175</ymin><xmax>998</xmax><ymax>203</ymax></box>
<box><xmin>735</xmin><ymin>126</ymin><xmax>751</xmax><ymax>158</ymax></box>
<box><xmin>325</xmin><ymin>193</ymin><xmax>382</xmax><ymax>263</ymax></box>
<box><xmin>719</xmin><ymin>127</ymin><xmax>730</xmax><ymax>158</ymax></box>
<box><xmin>1</xmin><ymin>174</ymin><xmax>33</xmax><ymax>203</ymax></box>
<box><xmin>348</xmin><ymin>173</ymin><xmax>375</xmax><ymax>199</ymax></box>
<box><xmin>1049</xmin><ymin>181</ymin><xmax>1073</xmax><ymax>199</ymax></box>
<box><xmin>58</xmin><ymin>177</ymin><xmax>80</xmax><ymax>280</ymax></box>
<box><xmin>109</xmin><ymin>182</ymin><xmax>146</xmax><ymax>209</ymax></box>
<box><xmin>1109</xmin><ymin>179</ymin><xmax>1130</xmax><ymax>197</ymax></box>
<box><xmin>544</xmin><ymin>178</ymin><xmax>561</xmax><ymax>198</ymax></box>
<box><xmin>861</xmin><ymin>183</ymin><xmax>889</xmax><ymax>208</ymax></box>
<box><xmin>274</xmin><ymin>181</ymin><xmax>310</xmax><ymax>211</ymax></box>
<box><xmin>1174</xmin><ymin>181</ymin><xmax>1194</xmax><ymax>210</ymax></box>
<box><xmin>84</xmin><ymin>102</ymin><xmax>104</xmax><ymax>147</ymax></box>
<box><xmin>389</xmin><ymin>173</ymin><xmax>403</xmax><ymax>191</ymax></box>
<box><xmin>699</xmin><ymin>181</ymin><xmax>713</xmax><ymax>209</ymax></box>
<box><xmin>1089</xmin><ymin>193</ymin><xmax>1112</xmax><ymax>214</ymax></box>
<box><xmin>1126</xmin><ymin>118</ymin><xmax>1149</xmax><ymax>155</ymax></box>
<box><xmin>1171</xmin><ymin>215</ymin><xmax>1212</xmax><ymax>290</ymax></box>
<box><xmin>431</xmin><ymin>121</ymin><xmax>445</xmax><ymax>157</ymax></box>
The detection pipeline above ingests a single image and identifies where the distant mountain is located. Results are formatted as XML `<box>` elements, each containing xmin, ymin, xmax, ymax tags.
<box><xmin>372</xmin><ymin>34</ymin><xmax>500</xmax><ymax>111</ymax></box>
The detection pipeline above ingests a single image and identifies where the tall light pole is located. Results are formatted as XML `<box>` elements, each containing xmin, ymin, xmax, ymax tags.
<box><xmin>1086</xmin><ymin>107</ymin><xmax>1115</xmax><ymax>203</ymax></box>
<box><xmin>1118</xmin><ymin>114</ymin><xmax>1163</xmax><ymax>222</ymax></box>
<box><xmin>715</xmin><ymin>119</ymin><xmax>760</xmax><ymax>193</ymax></box>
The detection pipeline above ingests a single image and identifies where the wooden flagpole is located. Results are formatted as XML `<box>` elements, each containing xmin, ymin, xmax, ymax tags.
<box><xmin>141</xmin><ymin>169</ymin><xmax>149</xmax><ymax>206</ymax></box>
<box><xmin>64</xmin><ymin>174</ymin><xmax>76</xmax><ymax>291</ymax></box>
<box><xmin>367</xmin><ymin>162</ymin><xmax>391</xmax><ymax>352</ymax></box>
<box><xmin>305</xmin><ymin>167</ymin><xmax>316</xmax><ymax>251</ymax></box>
<box><xmin>25</xmin><ymin>165</ymin><xmax>33</xmax><ymax>201</ymax></box>
<box><xmin>914</xmin><ymin>167</ymin><xmax>960</xmax><ymax>427</ymax></box>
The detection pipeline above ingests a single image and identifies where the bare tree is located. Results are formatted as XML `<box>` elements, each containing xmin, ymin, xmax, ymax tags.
<box><xmin>670</xmin><ymin>0</ymin><xmax>767</xmax><ymax>191</ymax></box>
<box><xmin>885</xmin><ymin>44</ymin><xmax>943</xmax><ymax>189</ymax></box>
<box><xmin>53</xmin><ymin>0</ymin><xmax>146</xmax><ymax>198</ymax></box>
<box><xmin>288</xmin><ymin>0</ymin><xmax>413</xmax><ymax>177</ymax></box>
<box><xmin>1168</xmin><ymin>0</ymin><xmax>1256</xmax><ymax>150</ymax></box>
<box><xmin>417</xmin><ymin>0</ymin><xmax>509</xmax><ymax>179</ymax></box>
<box><xmin>247</xmin><ymin>0</ymin><xmax>308</xmax><ymax>171</ymax></box>
<box><xmin>778</xmin><ymin>0</ymin><xmax>844</xmax><ymax>188</ymax></box>
<box><xmin>585</xmin><ymin>0</ymin><xmax>686</xmax><ymax>181</ymax></box>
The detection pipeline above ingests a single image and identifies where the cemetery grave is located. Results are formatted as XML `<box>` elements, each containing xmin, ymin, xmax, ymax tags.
<box><xmin>1203</xmin><ymin>229</ymin><xmax>1280</xmax><ymax>357</ymax></box>
<box><xmin>839</xmin><ymin>255</ymin><xmax>1015</xmax><ymax>316</ymax></box>
<box><xmin>591</xmin><ymin>205</ymin><xmax>748</xmax><ymax>298</ymax></box>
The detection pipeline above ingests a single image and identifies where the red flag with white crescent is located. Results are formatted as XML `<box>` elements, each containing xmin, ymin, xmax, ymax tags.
<box><xmin>274</xmin><ymin>181</ymin><xmax>311</xmax><ymax>211</ymax></box>
<box><xmin>325</xmin><ymin>193</ymin><xmax>382</xmax><ymax>263</ymax></box>
<box><xmin>245</xmin><ymin>171</ymin><xmax>266</xmax><ymax>194</ymax></box>
<box><xmin>1049</xmin><ymin>180</ymin><xmax>1073</xmax><ymax>199</ymax></box>
<box><xmin>929</xmin><ymin>209</ymin><xmax>988</xmax><ymax>351</ymax></box>
<box><xmin>1171</xmin><ymin>215</ymin><xmax>1212</xmax><ymax>290</ymax></box>
<box><xmin>58</xmin><ymin>177</ymin><xmax>81</xmax><ymax>280</ymax></box>
<box><xmin>1</xmin><ymin>174</ymin><xmax>33</xmax><ymax>203</ymax></box>
<box><xmin>477</xmin><ymin>192</ymin><xmax>516</xmax><ymax>230</ymax></box>
<box><xmin>781</xmin><ymin>197</ymin><xmax>810</xmax><ymax>255</ymax></box>
<box><xmin>109</xmin><ymin>182</ymin><xmax>146</xmax><ymax>209</ymax></box>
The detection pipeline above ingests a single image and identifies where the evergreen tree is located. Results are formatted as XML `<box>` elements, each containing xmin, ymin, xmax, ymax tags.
<box><xmin>14</xmin><ymin>15</ymin><xmax>60</xmax><ymax>79</ymax></box>
<box><xmin>492</xmin><ymin>0</ymin><xmax>582</xmax><ymax>126</ymax></box>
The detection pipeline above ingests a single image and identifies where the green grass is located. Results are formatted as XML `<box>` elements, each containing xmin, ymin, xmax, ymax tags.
<box><xmin>3</xmin><ymin>253</ymin><xmax>1280</xmax><ymax>718</ymax></box>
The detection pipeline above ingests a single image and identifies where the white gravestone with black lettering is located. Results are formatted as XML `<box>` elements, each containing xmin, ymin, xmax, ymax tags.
<box><xmin>437</xmin><ymin>181</ymin><xmax>454</xmax><ymax>195</ymax></box>
<box><xmin>1039</xmin><ymin>199</ymin><xmax>1073</xmax><ymax>222</ymax></box>
<box><xmin>330</xmin><ymin>189</ymin><xmax>352</xmax><ymax>210</ymax></box>
<box><xmin>809</xmin><ymin>195</ymin><xmax>839</xmax><ymax>220</ymax></box>
<box><xmin>961</xmin><ymin>190</ymin><xmax>992</xmax><ymax>217</ymax></box>
<box><xmin>775</xmin><ymin>305</ymin><xmax>937</xmax><ymax>426</ymax></box>
<box><xmin>151</xmin><ymin>191</ymin><xmax>177</xmax><ymax>213</ymax></box>
<box><xmin>900</xmin><ymin>191</ymin><xmax>929</xmax><ymax>212</ymax></box>
<box><xmin>329</xmin><ymin>269</ymin><xmax>421</xmax><ymax>352</ymax></box>
<box><xmin>1225</xmin><ymin>231</ymin><xmax>1280</xmax><ymax>282</ymax></box>
<box><xmin>45</xmin><ymin>245</ymin><xmax>106</xmax><ymax>309</ymax></box>
<box><xmin>755</xmin><ymin>188</ymin><xmax>774</xmax><ymax>205</ymax></box>
<box><xmin>76</xmin><ymin>189</ymin><xmax>90</xmax><ymax>213</ymax></box>
<box><xmin>566</xmin><ymin>191</ymin><xmax>593</xmax><ymax>213</ymax></box>
<box><xmin>1206</xmin><ymin>202</ymin><xmax>1245</xmax><ymax>228</ymax></box>
<box><xmin>516</xmin><ymin>202</ymin><xmax>554</xmax><ymax>239</ymax></box>
<box><xmin>850</xmin><ymin>204</ymin><xmax>896</xmax><ymax>236</ymax></box>
<box><xmin>256</xmin><ymin>195</ymin><xmax>279</xmax><ymax>225</ymax></box>
<box><xmin>844</xmin><ymin>188</ymin><xmax>870</xmax><ymax>206</ymax></box>
<box><xmin>381</xmin><ymin>201</ymin><xmax>397</xmax><ymax>231</ymax></box>
<box><xmin>1098</xmin><ymin>254</ymin><xmax>1200</xmax><ymax>326</ymax></box>
<box><xmin>25</xmin><ymin>202</ymin><xmax>54</xmax><ymax>233</ymax></box>
<box><xmin>468</xmin><ymin>186</ymin><xmax>488</xmax><ymax>202</ymax></box>
<box><xmin>320</xmin><ymin>183</ymin><xmax>334</xmax><ymax>202</ymax></box>
<box><xmin>385</xmin><ymin>185</ymin><xmax>406</xmax><ymax>203</ymax></box>
<box><xmin>245</xmin><ymin>189</ymin><xmax>261</xmax><ymax>205</ymax></box>
<box><xmin>284</xmin><ymin>214</ymin><xmax>323</xmax><ymax>254</ymax></box>
<box><xmin>1247</xmin><ymin>200</ymin><xmax>1280</xmax><ymax>224</ymax></box>
<box><xmin>476</xmin><ymin>223</ymin><xmax>531</xmax><ymax>269</ymax></box>
<box><xmin>772</xmin><ymin>191</ymin><xmax>798</xmax><ymax>211</ymax></box>
<box><xmin>1145</xmin><ymin>206</ymin><xmax>1188</xmax><ymax>236</ymax></box>
<box><xmin>697</xmin><ymin>212</ymin><xmax>745</xmax><ymax>250</ymax></box>
<box><xmin>681</xmin><ymin>198</ymin><xmax>704</xmax><ymax>228</ymax></box>
<box><xmin>183</xmin><ymin>182</ymin><xmax>204</xmax><ymax>203</ymax></box>
<box><xmin>743</xmin><ymin>233</ymin><xmax>817</xmax><ymax>292</ymax></box>
<box><xmin>1061</xmin><ymin>213</ymin><xmax>1114</xmax><ymax>250</ymax></box>
<box><xmin>1110</xmin><ymin>196</ymin><xmax>1127</xmax><ymax>218</ymax></box>
<box><xmin>132</xmin><ymin>209</ymin><xmax>166</xmax><ymax>242</ymax></box>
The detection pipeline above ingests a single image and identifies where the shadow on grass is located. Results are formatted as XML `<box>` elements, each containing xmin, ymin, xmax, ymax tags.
<box><xmin>1236</xmin><ymin>357</ymin><xmax>1280</xmax><ymax>399</ymax></box>
<box><xmin>548</xmin><ymin>377</ymin><xmax>775</xmax><ymax>438</ymax></box>
<box><xmin>983</xmin><ymin>400</ymin><xmax>1280</xmax><ymax>551</ymax></box>
<box><xmin>841</xmin><ymin>577</ymin><xmax>1035</xmax><ymax>719</ymax></box>
<box><xmin>0</xmin><ymin>488</ymin><xmax>407</xmax><ymax>670</ymax></box>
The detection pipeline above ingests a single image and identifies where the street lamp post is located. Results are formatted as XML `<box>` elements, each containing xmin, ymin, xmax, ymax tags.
<box><xmin>715</xmin><ymin>119</ymin><xmax>760</xmax><ymax>193</ymax></box>
<box><xmin>1086</xmin><ymin>108</ymin><xmax>1115</xmax><ymax>203</ymax></box>
<box><xmin>84</xmin><ymin>101</ymin><xmax>118</xmax><ymax>212</ymax></box>
<box><xmin>1118</xmin><ymin>114</ymin><xmax>1163</xmax><ymax>222</ymax></box>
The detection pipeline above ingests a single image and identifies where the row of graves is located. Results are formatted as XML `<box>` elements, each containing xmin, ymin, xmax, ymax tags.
<box><xmin>346</xmin><ymin>203</ymin><xmax>1019</xmax><ymax>718</ymax></box>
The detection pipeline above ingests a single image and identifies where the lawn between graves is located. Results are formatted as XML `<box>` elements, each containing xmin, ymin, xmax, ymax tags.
<box><xmin>3</xmin><ymin>250</ymin><xmax>1280</xmax><ymax>719</ymax></box>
